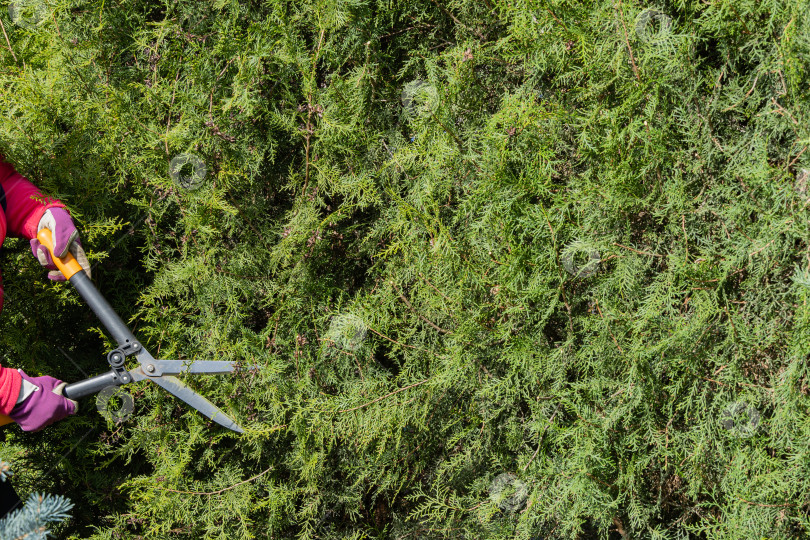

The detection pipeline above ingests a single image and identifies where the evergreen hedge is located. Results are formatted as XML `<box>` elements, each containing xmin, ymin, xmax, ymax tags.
<box><xmin>0</xmin><ymin>0</ymin><xmax>809</xmax><ymax>538</ymax></box>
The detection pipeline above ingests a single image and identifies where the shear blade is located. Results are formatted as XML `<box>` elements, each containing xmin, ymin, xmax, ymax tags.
<box><xmin>150</xmin><ymin>360</ymin><xmax>238</xmax><ymax>375</ymax></box>
<box><xmin>150</xmin><ymin>375</ymin><xmax>244</xmax><ymax>433</ymax></box>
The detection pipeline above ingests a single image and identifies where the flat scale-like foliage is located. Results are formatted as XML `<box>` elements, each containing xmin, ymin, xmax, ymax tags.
<box><xmin>0</xmin><ymin>0</ymin><xmax>809</xmax><ymax>538</ymax></box>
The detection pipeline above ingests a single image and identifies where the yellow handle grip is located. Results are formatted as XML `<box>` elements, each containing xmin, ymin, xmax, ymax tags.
<box><xmin>37</xmin><ymin>228</ymin><xmax>83</xmax><ymax>280</ymax></box>
<box><xmin>0</xmin><ymin>414</ymin><xmax>13</xmax><ymax>427</ymax></box>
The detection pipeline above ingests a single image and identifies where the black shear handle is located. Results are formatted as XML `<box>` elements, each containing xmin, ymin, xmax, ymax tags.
<box><xmin>62</xmin><ymin>371</ymin><xmax>123</xmax><ymax>400</ymax></box>
<box><xmin>61</xmin><ymin>272</ymin><xmax>140</xmax><ymax>401</ymax></box>
<box><xmin>37</xmin><ymin>228</ymin><xmax>138</xmax><ymax>350</ymax></box>
<box><xmin>69</xmin><ymin>272</ymin><xmax>138</xmax><ymax>350</ymax></box>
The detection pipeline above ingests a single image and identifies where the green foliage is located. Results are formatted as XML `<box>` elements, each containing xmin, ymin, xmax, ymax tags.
<box><xmin>0</xmin><ymin>0</ymin><xmax>809</xmax><ymax>538</ymax></box>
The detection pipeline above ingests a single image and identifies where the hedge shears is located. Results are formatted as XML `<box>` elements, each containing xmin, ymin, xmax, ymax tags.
<box><xmin>0</xmin><ymin>229</ymin><xmax>244</xmax><ymax>433</ymax></box>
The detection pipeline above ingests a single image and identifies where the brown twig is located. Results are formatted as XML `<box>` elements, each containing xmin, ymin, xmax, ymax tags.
<box><xmin>613</xmin><ymin>516</ymin><xmax>628</xmax><ymax>538</ymax></box>
<box><xmin>366</xmin><ymin>325</ymin><xmax>417</xmax><ymax>350</ymax></box>
<box><xmin>164</xmin><ymin>68</ymin><xmax>182</xmax><ymax>156</ymax></box>
<box><xmin>770</xmin><ymin>97</ymin><xmax>799</xmax><ymax>125</ymax></box>
<box><xmin>728</xmin><ymin>5</ymin><xmax>751</xmax><ymax>35</ymax></box>
<box><xmin>523</xmin><ymin>404</ymin><xmax>560</xmax><ymax>472</ymax></box>
<box><xmin>0</xmin><ymin>18</ymin><xmax>17</xmax><ymax>63</ymax></box>
<box><xmin>722</xmin><ymin>72</ymin><xmax>760</xmax><ymax>112</ymax></box>
<box><xmin>303</xmin><ymin>28</ymin><xmax>326</xmax><ymax>196</ymax></box>
<box><xmin>595</xmin><ymin>299</ymin><xmax>624</xmax><ymax>353</ymax></box>
<box><xmin>427</xmin><ymin>0</ymin><xmax>485</xmax><ymax>39</ymax></box>
<box><xmin>615</xmin><ymin>1</ymin><xmax>640</xmax><ymax>82</ymax></box>
<box><xmin>427</xmin><ymin>107</ymin><xmax>466</xmax><ymax>155</ymax></box>
<box><xmin>748</xmin><ymin>237</ymin><xmax>776</xmax><ymax>257</ymax></box>
<box><xmin>153</xmin><ymin>466</ymin><xmax>274</xmax><ymax>496</ymax></box>
<box><xmin>787</xmin><ymin>145</ymin><xmax>808</xmax><ymax>170</ymax></box>
<box><xmin>546</xmin><ymin>7</ymin><xmax>569</xmax><ymax>32</ymax></box>
<box><xmin>701</xmin><ymin>376</ymin><xmax>728</xmax><ymax>387</ymax></box>
<box><xmin>723</xmin><ymin>305</ymin><xmax>738</xmax><ymax>341</ymax></box>
<box><xmin>333</xmin><ymin>378</ymin><xmax>431</xmax><ymax>413</ymax></box>
<box><xmin>736</xmin><ymin>498</ymin><xmax>795</xmax><ymax>508</ymax></box>
<box><xmin>418</xmin><ymin>272</ymin><xmax>455</xmax><ymax>306</ymax></box>
<box><xmin>391</xmin><ymin>281</ymin><xmax>452</xmax><ymax>334</ymax></box>
<box><xmin>321</xmin><ymin>337</ymin><xmax>366</xmax><ymax>380</ymax></box>
<box><xmin>207</xmin><ymin>58</ymin><xmax>235</xmax><ymax>118</ymax></box>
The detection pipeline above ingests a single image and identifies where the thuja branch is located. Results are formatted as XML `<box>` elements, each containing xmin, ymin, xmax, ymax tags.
<box><xmin>328</xmin><ymin>378</ymin><xmax>432</xmax><ymax>413</ymax></box>
<box><xmin>391</xmin><ymin>281</ymin><xmax>452</xmax><ymax>334</ymax></box>
<box><xmin>151</xmin><ymin>467</ymin><xmax>274</xmax><ymax>496</ymax></box>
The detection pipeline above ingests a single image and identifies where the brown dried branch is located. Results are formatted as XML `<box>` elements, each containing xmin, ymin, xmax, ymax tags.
<box><xmin>391</xmin><ymin>281</ymin><xmax>452</xmax><ymax>334</ymax></box>
<box><xmin>615</xmin><ymin>1</ymin><xmax>640</xmax><ymax>82</ymax></box>
<box><xmin>153</xmin><ymin>466</ymin><xmax>274</xmax><ymax>496</ymax></box>
<box><xmin>334</xmin><ymin>378</ymin><xmax>431</xmax><ymax>413</ymax></box>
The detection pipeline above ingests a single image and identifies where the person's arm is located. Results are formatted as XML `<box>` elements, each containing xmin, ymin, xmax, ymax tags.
<box><xmin>0</xmin><ymin>158</ymin><xmax>80</xmax><ymax>431</ymax></box>
<box><xmin>0</xmin><ymin>160</ymin><xmax>34</xmax><ymax>418</ymax></box>
<box><xmin>0</xmin><ymin>367</ymin><xmax>21</xmax><ymax>416</ymax></box>
<box><xmin>0</xmin><ymin>157</ymin><xmax>90</xmax><ymax>280</ymax></box>
<box><xmin>0</xmin><ymin>159</ymin><xmax>65</xmax><ymax>240</ymax></box>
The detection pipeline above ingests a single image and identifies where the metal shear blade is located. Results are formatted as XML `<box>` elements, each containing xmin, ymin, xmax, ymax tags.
<box><xmin>149</xmin><ymin>375</ymin><xmax>245</xmax><ymax>434</ymax></box>
<box><xmin>134</xmin><ymin>360</ymin><xmax>238</xmax><ymax>377</ymax></box>
<box><xmin>129</xmin><ymin>359</ymin><xmax>245</xmax><ymax>433</ymax></box>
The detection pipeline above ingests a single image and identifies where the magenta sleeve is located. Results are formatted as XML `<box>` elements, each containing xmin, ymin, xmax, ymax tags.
<box><xmin>0</xmin><ymin>159</ymin><xmax>66</xmax><ymax>240</ymax></box>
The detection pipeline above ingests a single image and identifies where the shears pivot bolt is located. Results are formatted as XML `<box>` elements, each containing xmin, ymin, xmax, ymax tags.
<box><xmin>107</xmin><ymin>349</ymin><xmax>127</xmax><ymax>370</ymax></box>
<box><xmin>146</xmin><ymin>364</ymin><xmax>155</xmax><ymax>373</ymax></box>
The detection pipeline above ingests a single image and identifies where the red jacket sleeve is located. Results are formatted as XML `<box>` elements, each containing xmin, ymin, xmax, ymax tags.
<box><xmin>0</xmin><ymin>159</ymin><xmax>66</xmax><ymax>240</ymax></box>
<box><xmin>0</xmin><ymin>366</ymin><xmax>21</xmax><ymax>415</ymax></box>
<box><xmin>0</xmin><ymin>158</ymin><xmax>65</xmax><ymax>411</ymax></box>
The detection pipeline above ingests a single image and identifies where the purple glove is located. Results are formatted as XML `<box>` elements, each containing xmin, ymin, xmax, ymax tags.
<box><xmin>29</xmin><ymin>208</ymin><xmax>91</xmax><ymax>281</ymax></box>
<box><xmin>9</xmin><ymin>370</ymin><xmax>77</xmax><ymax>432</ymax></box>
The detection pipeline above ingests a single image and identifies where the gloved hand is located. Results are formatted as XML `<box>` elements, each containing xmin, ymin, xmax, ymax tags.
<box><xmin>29</xmin><ymin>208</ymin><xmax>91</xmax><ymax>280</ymax></box>
<box><xmin>8</xmin><ymin>370</ymin><xmax>78</xmax><ymax>432</ymax></box>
